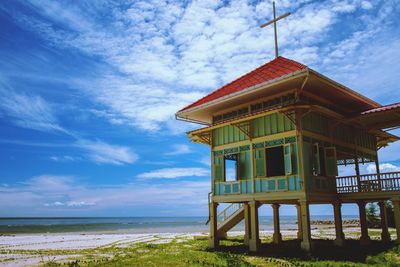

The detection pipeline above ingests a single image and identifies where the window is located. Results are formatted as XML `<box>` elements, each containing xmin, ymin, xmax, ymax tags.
<box><xmin>324</xmin><ymin>147</ymin><xmax>338</xmax><ymax>177</ymax></box>
<box><xmin>312</xmin><ymin>144</ymin><xmax>338</xmax><ymax>177</ymax></box>
<box><xmin>224</xmin><ymin>154</ymin><xmax>238</xmax><ymax>181</ymax></box>
<box><xmin>266</xmin><ymin>146</ymin><xmax>285</xmax><ymax>177</ymax></box>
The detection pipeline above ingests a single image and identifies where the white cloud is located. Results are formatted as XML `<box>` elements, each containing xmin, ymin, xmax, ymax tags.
<box><xmin>50</xmin><ymin>155</ymin><xmax>82</xmax><ymax>162</ymax></box>
<box><xmin>199</xmin><ymin>155</ymin><xmax>211</xmax><ymax>166</ymax></box>
<box><xmin>2</xmin><ymin>0</ymin><xmax>399</xmax><ymax>135</ymax></box>
<box><xmin>0</xmin><ymin>85</ymin><xmax>67</xmax><ymax>134</ymax></box>
<box><xmin>366</xmin><ymin>163</ymin><xmax>400</xmax><ymax>174</ymax></box>
<box><xmin>76</xmin><ymin>139</ymin><xmax>138</xmax><ymax>165</ymax></box>
<box><xmin>0</xmin><ymin>174</ymin><xmax>210</xmax><ymax>216</ymax></box>
<box><xmin>44</xmin><ymin>201</ymin><xmax>94</xmax><ymax>207</ymax></box>
<box><xmin>361</xmin><ymin>1</ymin><xmax>373</xmax><ymax>10</ymax></box>
<box><xmin>165</xmin><ymin>144</ymin><xmax>192</xmax><ymax>156</ymax></box>
<box><xmin>6</xmin><ymin>0</ymin><xmax>393</xmax><ymax>133</ymax></box>
<box><xmin>137</xmin><ymin>167</ymin><xmax>209</xmax><ymax>179</ymax></box>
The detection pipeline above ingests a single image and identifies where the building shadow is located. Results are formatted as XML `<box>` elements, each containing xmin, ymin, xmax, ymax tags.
<box><xmin>215</xmin><ymin>238</ymin><xmax>396</xmax><ymax>263</ymax></box>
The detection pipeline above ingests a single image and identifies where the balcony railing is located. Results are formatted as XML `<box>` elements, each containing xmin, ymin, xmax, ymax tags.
<box><xmin>217</xmin><ymin>203</ymin><xmax>243</xmax><ymax>224</ymax></box>
<box><xmin>336</xmin><ymin>171</ymin><xmax>400</xmax><ymax>193</ymax></box>
<box><xmin>214</xmin><ymin>175</ymin><xmax>301</xmax><ymax>195</ymax></box>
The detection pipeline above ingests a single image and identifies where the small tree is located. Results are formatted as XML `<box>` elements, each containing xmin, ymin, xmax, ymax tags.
<box><xmin>366</xmin><ymin>202</ymin><xmax>380</xmax><ymax>228</ymax></box>
<box><xmin>385</xmin><ymin>200</ymin><xmax>395</xmax><ymax>228</ymax></box>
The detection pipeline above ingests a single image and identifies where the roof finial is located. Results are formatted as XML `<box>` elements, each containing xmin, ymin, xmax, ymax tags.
<box><xmin>259</xmin><ymin>1</ymin><xmax>291</xmax><ymax>58</ymax></box>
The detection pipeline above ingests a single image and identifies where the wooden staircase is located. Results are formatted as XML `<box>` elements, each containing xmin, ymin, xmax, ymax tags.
<box><xmin>206</xmin><ymin>200</ymin><xmax>245</xmax><ymax>238</ymax></box>
<box><xmin>217</xmin><ymin>203</ymin><xmax>245</xmax><ymax>237</ymax></box>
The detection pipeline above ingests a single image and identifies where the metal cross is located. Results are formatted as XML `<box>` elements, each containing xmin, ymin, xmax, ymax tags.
<box><xmin>259</xmin><ymin>1</ymin><xmax>291</xmax><ymax>58</ymax></box>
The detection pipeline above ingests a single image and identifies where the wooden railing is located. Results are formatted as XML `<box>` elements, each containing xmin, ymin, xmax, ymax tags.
<box><xmin>217</xmin><ymin>203</ymin><xmax>243</xmax><ymax>224</ymax></box>
<box><xmin>336</xmin><ymin>172</ymin><xmax>400</xmax><ymax>193</ymax></box>
<box><xmin>214</xmin><ymin>175</ymin><xmax>301</xmax><ymax>195</ymax></box>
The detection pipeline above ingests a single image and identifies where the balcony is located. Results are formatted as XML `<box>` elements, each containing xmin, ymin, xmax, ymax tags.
<box><xmin>336</xmin><ymin>172</ymin><xmax>400</xmax><ymax>194</ymax></box>
<box><xmin>214</xmin><ymin>175</ymin><xmax>302</xmax><ymax>196</ymax></box>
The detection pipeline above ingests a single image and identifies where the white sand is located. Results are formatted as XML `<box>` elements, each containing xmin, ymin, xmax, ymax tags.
<box><xmin>0</xmin><ymin>227</ymin><xmax>393</xmax><ymax>267</ymax></box>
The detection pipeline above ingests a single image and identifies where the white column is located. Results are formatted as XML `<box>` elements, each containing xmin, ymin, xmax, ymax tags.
<box><xmin>299</xmin><ymin>200</ymin><xmax>312</xmax><ymax>251</ymax></box>
<box><xmin>357</xmin><ymin>201</ymin><xmax>371</xmax><ymax>245</ymax></box>
<box><xmin>208</xmin><ymin>202</ymin><xmax>219</xmax><ymax>248</ymax></box>
<box><xmin>272</xmin><ymin>204</ymin><xmax>282</xmax><ymax>244</ymax></box>
<box><xmin>378</xmin><ymin>201</ymin><xmax>391</xmax><ymax>243</ymax></box>
<box><xmin>333</xmin><ymin>201</ymin><xmax>345</xmax><ymax>246</ymax></box>
<box><xmin>249</xmin><ymin>201</ymin><xmax>260</xmax><ymax>252</ymax></box>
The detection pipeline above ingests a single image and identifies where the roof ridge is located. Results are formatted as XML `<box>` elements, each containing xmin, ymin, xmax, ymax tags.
<box><xmin>178</xmin><ymin>56</ymin><xmax>306</xmax><ymax>112</ymax></box>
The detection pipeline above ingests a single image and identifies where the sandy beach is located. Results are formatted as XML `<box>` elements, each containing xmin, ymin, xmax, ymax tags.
<box><xmin>0</xmin><ymin>224</ymin><xmax>395</xmax><ymax>267</ymax></box>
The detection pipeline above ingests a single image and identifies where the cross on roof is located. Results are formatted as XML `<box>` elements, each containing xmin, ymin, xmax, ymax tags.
<box><xmin>259</xmin><ymin>1</ymin><xmax>291</xmax><ymax>58</ymax></box>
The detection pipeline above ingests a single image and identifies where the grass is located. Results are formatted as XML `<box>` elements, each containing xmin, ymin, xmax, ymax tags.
<box><xmin>14</xmin><ymin>236</ymin><xmax>396</xmax><ymax>267</ymax></box>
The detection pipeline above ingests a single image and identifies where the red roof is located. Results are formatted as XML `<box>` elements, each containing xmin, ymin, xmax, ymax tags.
<box><xmin>361</xmin><ymin>102</ymin><xmax>400</xmax><ymax>115</ymax></box>
<box><xmin>180</xmin><ymin>56</ymin><xmax>306</xmax><ymax>112</ymax></box>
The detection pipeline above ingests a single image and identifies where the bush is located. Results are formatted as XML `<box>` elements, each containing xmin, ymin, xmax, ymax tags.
<box><xmin>366</xmin><ymin>203</ymin><xmax>380</xmax><ymax>228</ymax></box>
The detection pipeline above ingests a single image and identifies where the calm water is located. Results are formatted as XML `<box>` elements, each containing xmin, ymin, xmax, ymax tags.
<box><xmin>0</xmin><ymin>215</ymin><xmax>358</xmax><ymax>234</ymax></box>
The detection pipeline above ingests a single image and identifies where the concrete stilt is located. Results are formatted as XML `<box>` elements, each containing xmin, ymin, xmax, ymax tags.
<box><xmin>392</xmin><ymin>199</ymin><xmax>400</xmax><ymax>244</ymax></box>
<box><xmin>208</xmin><ymin>202</ymin><xmax>219</xmax><ymax>248</ymax></box>
<box><xmin>272</xmin><ymin>203</ymin><xmax>282</xmax><ymax>244</ymax></box>
<box><xmin>244</xmin><ymin>202</ymin><xmax>251</xmax><ymax>246</ymax></box>
<box><xmin>378</xmin><ymin>201</ymin><xmax>391</xmax><ymax>243</ymax></box>
<box><xmin>333</xmin><ymin>201</ymin><xmax>345</xmax><ymax>246</ymax></box>
<box><xmin>299</xmin><ymin>200</ymin><xmax>312</xmax><ymax>251</ymax></box>
<box><xmin>296</xmin><ymin>203</ymin><xmax>303</xmax><ymax>240</ymax></box>
<box><xmin>357</xmin><ymin>201</ymin><xmax>371</xmax><ymax>245</ymax></box>
<box><xmin>249</xmin><ymin>201</ymin><xmax>260</xmax><ymax>252</ymax></box>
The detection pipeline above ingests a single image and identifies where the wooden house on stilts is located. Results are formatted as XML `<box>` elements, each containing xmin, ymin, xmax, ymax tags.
<box><xmin>176</xmin><ymin>56</ymin><xmax>400</xmax><ymax>252</ymax></box>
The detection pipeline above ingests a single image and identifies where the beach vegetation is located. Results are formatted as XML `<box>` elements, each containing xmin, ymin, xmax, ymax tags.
<box><xmin>26</xmin><ymin>236</ymin><xmax>400</xmax><ymax>267</ymax></box>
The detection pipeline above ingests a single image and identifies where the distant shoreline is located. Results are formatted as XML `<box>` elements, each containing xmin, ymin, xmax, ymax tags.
<box><xmin>0</xmin><ymin>216</ymin><xmax>361</xmax><ymax>235</ymax></box>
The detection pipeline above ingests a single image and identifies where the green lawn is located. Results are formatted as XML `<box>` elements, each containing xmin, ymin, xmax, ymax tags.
<box><xmin>25</xmin><ymin>236</ymin><xmax>400</xmax><ymax>267</ymax></box>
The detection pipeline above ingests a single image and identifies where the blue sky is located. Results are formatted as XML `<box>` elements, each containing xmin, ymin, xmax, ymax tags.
<box><xmin>0</xmin><ymin>0</ymin><xmax>400</xmax><ymax>217</ymax></box>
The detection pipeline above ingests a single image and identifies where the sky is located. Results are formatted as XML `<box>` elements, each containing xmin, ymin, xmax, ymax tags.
<box><xmin>0</xmin><ymin>0</ymin><xmax>400</xmax><ymax>217</ymax></box>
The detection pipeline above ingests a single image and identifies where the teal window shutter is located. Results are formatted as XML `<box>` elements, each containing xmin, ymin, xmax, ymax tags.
<box><xmin>213</xmin><ymin>156</ymin><xmax>224</xmax><ymax>181</ymax></box>
<box><xmin>324</xmin><ymin>147</ymin><xmax>338</xmax><ymax>176</ymax></box>
<box><xmin>239</xmin><ymin>151</ymin><xmax>250</xmax><ymax>180</ymax></box>
<box><xmin>254</xmin><ymin>149</ymin><xmax>265</xmax><ymax>177</ymax></box>
<box><xmin>312</xmin><ymin>143</ymin><xmax>321</xmax><ymax>175</ymax></box>
<box><xmin>284</xmin><ymin>144</ymin><xmax>292</xmax><ymax>175</ymax></box>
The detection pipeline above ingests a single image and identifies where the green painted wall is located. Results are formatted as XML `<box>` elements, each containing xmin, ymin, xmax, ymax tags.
<box><xmin>302</xmin><ymin>112</ymin><xmax>376</xmax><ymax>151</ymax></box>
<box><xmin>212</xmin><ymin>111</ymin><xmax>295</xmax><ymax>146</ymax></box>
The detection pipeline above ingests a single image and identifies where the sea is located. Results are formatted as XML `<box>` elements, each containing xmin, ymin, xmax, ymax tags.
<box><xmin>0</xmin><ymin>215</ymin><xmax>358</xmax><ymax>234</ymax></box>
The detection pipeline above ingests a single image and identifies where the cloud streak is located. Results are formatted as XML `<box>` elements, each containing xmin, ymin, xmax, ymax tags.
<box><xmin>75</xmin><ymin>139</ymin><xmax>138</xmax><ymax>165</ymax></box>
<box><xmin>137</xmin><ymin>167</ymin><xmax>209</xmax><ymax>179</ymax></box>
<box><xmin>0</xmin><ymin>85</ymin><xmax>67</xmax><ymax>134</ymax></box>
<box><xmin>0</xmin><ymin>175</ymin><xmax>210</xmax><ymax>216</ymax></box>
<box><xmin>4</xmin><ymin>0</ymin><xmax>398</xmax><ymax>133</ymax></box>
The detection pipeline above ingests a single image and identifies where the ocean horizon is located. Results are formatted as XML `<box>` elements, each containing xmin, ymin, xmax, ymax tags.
<box><xmin>0</xmin><ymin>215</ymin><xmax>359</xmax><ymax>234</ymax></box>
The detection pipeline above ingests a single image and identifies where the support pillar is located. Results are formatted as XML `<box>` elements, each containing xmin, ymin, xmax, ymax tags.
<box><xmin>243</xmin><ymin>202</ymin><xmax>251</xmax><ymax>246</ymax></box>
<box><xmin>357</xmin><ymin>201</ymin><xmax>371</xmax><ymax>245</ymax></box>
<box><xmin>375</xmin><ymin>156</ymin><xmax>382</xmax><ymax>191</ymax></box>
<box><xmin>299</xmin><ymin>200</ymin><xmax>312</xmax><ymax>251</ymax></box>
<box><xmin>249</xmin><ymin>201</ymin><xmax>260</xmax><ymax>252</ymax></box>
<box><xmin>296</xmin><ymin>203</ymin><xmax>303</xmax><ymax>240</ymax></box>
<box><xmin>355</xmin><ymin>156</ymin><xmax>361</xmax><ymax>192</ymax></box>
<box><xmin>378</xmin><ymin>201</ymin><xmax>391</xmax><ymax>243</ymax></box>
<box><xmin>272</xmin><ymin>203</ymin><xmax>282</xmax><ymax>244</ymax></box>
<box><xmin>392</xmin><ymin>199</ymin><xmax>400</xmax><ymax>244</ymax></box>
<box><xmin>208</xmin><ymin>202</ymin><xmax>219</xmax><ymax>248</ymax></box>
<box><xmin>333</xmin><ymin>201</ymin><xmax>345</xmax><ymax>246</ymax></box>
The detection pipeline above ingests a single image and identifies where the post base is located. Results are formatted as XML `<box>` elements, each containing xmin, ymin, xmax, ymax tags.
<box><xmin>249</xmin><ymin>238</ymin><xmax>260</xmax><ymax>252</ymax></box>
<box><xmin>208</xmin><ymin>237</ymin><xmax>219</xmax><ymax>249</ymax></box>
<box><xmin>300</xmin><ymin>240</ymin><xmax>312</xmax><ymax>252</ymax></box>
<box><xmin>273</xmin><ymin>233</ymin><xmax>282</xmax><ymax>244</ymax></box>
<box><xmin>360</xmin><ymin>235</ymin><xmax>371</xmax><ymax>246</ymax></box>
<box><xmin>381</xmin><ymin>232</ymin><xmax>391</xmax><ymax>243</ymax></box>
<box><xmin>334</xmin><ymin>237</ymin><xmax>345</xmax><ymax>247</ymax></box>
